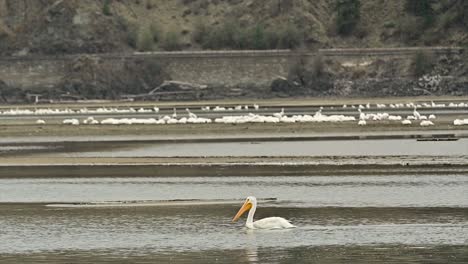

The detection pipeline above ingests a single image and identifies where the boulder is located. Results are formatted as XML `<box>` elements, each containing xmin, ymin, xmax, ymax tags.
<box><xmin>270</xmin><ymin>77</ymin><xmax>293</xmax><ymax>93</ymax></box>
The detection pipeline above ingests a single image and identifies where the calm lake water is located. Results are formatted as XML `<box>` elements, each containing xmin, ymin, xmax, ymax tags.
<box><xmin>1</xmin><ymin>175</ymin><xmax>467</xmax><ymax>263</ymax></box>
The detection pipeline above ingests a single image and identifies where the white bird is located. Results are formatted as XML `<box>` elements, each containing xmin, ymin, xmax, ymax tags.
<box><xmin>273</xmin><ymin>108</ymin><xmax>285</xmax><ymax>118</ymax></box>
<box><xmin>358</xmin><ymin>119</ymin><xmax>367</xmax><ymax>126</ymax></box>
<box><xmin>63</xmin><ymin>119</ymin><xmax>79</xmax><ymax>125</ymax></box>
<box><xmin>413</xmin><ymin>107</ymin><xmax>421</xmax><ymax>120</ymax></box>
<box><xmin>454</xmin><ymin>119</ymin><xmax>468</xmax><ymax>126</ymax></box>
<box><xmin>172</xmin><ymin>108</ymin><xmax>177</xmax><ymax>118</ymax></box>
<box><xmin>420</xmin><ymin>120</ymin><xmax>434</xmax><ymax>126</ymax></box>
<box><xmin>186</xmin><ymin>108</ymin><xmax>197</xmax><ymax>118</ymax></box>
<box><xmin>232</xmin><ymin>196</ymin><xmax>295</xmax><ymax>229</ymax></box>
<box><xmin>358</xmin><ymin>109</ymin><xmax>367</xmax><ymax>120</ymax></box>
<box><xmin>401</xmin><ymin>119</ymin><xmax>412</xmax><ymax>125</ymax></box>
<box><xmin>36</xmin><ymin>119</ymin><xmax>46</xmax><ymax>125</ymax></box>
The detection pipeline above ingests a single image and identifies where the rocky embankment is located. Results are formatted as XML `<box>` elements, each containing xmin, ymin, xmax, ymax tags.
<box><xmin>0</xmin><ymin>49</ymin><xmax>467</xmax><ymax>103</ymax></box>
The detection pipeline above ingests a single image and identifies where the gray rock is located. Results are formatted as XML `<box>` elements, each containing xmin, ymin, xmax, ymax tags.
<box><xmin>270</xmin><ymin>77</ymin><xmax>292</xmax><ymax>93</ymax></box>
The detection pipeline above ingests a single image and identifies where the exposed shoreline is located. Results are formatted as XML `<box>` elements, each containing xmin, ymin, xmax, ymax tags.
<box><xmin>0</xmin><ymin>97</ymin><xmax>466</xmax><ymax>178</ymax></box>
<box><xmin>0</xmin><ymin>156</ymin><xmax>466</xmax><ymax>178</ymax></box>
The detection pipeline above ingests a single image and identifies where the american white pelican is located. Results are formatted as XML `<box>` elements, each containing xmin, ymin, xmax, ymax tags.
<box><xmin>420</xmin><ymin>120</ymin><xmax>434</xmax><ymax>126</ymax></box>
<box><xmin>186</xmin><ymin>108</ymin><xmax>197</xmax><ymax>118</ymax></box>
<box><xmin>232</xmin><ymin>196</ymin><xmax>295</xmax><ymax>229</ymax></box>
<box><xmin>273</xmin><ymin>108</ymin><xmax>284</xmax><ymax>118</ymax></box>
<box><xmin>413</xmin><ymin>106</ymin><xmax>421</xmax><ymax>120</ymax></box>
<box><xmin>63</xmin><ymin>119</ymin><xmax>79</xmax><ymax>125</ymax></box>
<box><xmin>454</xmin><ymin>119</ymin><xmax>468</xmax><ymax>126</ymax></box>
<box><xmin>401</xmin><ymin>119</ymin><xmax>412</xmax><ymax>125</ymax></box>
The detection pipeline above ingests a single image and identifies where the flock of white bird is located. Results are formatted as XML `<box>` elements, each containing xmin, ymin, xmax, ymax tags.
<box><xmin>213</xmin><ymin>108</ymin><xmax>355</xmax><ymax>124</ymax></box>
<box><xmin>356</xmin><ymin>107</ymin><xmax>438</xmax><ymax>127</ymax></box>
<box><xmin>4</xmin><ymin>101</ymin><xmax>466</xmax><ymax>127</ymax></box>
<box><xmin>343</xmin><ymin>101</ymin><xmax>468</xmax><ymax>109</ymax></box>
<box><xmin>1</xmin><ymin>104</ymin><xmax>262</xmax><ymax>116</ymax></box>
<box><xmin>57</xmin><ymin>109</ymin><xmax>355</xmax><ymax>126</ymax></box>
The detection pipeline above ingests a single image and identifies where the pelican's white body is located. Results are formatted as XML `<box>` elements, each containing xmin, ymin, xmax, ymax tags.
<box><xmin>247</xmin><ymin>216</ymin><xmax>295</xmax><ymax>229</ymax></box>
<box><xmin>238</xmin><ymin>196</ymin><xmax>295</xmax><ymax>229</ymax></box>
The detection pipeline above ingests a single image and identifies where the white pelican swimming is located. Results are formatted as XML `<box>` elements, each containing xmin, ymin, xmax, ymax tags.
<box><xmin>232</xmin><ymin>196</ymin><xmax>295</xmax><ymax>229</ymax></box>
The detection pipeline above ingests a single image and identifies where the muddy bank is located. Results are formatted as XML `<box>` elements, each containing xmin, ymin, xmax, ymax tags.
<box><xmin>0</xmin><ymin>154</ymin><xmax>467</xmax><ymax>178</ymax></box>
<box><xmin>0</xmin><ymin>121</ymin><xmax>466</xmax><ymax>138</ymax></box>
<box><xmin>0</xmin><ymin>162</ymin><xmax>467</xmax><ymax>178</ymax></box>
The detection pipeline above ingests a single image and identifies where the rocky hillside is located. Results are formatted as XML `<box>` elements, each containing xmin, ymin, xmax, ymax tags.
<box><xmin>0</xmin><ymin>0</ymin><xmax>467</xmax><ymax>55</ymax></box>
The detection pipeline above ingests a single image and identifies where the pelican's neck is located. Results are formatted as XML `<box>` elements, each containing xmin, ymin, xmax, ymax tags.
<box><xmin>246</xmin><ymin>199</ymin><xmax>257</xmax><ymax>227</ymax></box>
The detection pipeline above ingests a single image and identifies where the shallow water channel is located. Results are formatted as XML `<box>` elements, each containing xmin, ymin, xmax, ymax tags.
<box><xmin>1</xmin><ymin>175</ymin><xmax>467</xmax><ymax>263</ymax></box>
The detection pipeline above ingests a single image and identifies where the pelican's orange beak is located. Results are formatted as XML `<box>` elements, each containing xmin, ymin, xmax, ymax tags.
<box><xmin>232</xmin><ymin>200</ymin><xmax>252</xmax><ymax>222</ymax></box>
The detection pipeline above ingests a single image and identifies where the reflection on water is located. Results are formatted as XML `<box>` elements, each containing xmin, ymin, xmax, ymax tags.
<box><xmin>2</xmin><ymin>245</ymin><xmax>468</xmax><ymax>264</ymax></box>
<box><xmin>0</xmin><ymin>204</ymin><xmax>467</xmax><ymax>263</ymax></box>
<box><xmin>1</xmin><ymin>175</ymin><xmax>467</xmax><ymax>263</ymax></box>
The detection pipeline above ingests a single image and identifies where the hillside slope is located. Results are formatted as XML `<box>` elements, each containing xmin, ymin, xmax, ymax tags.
<box><xmin>0</xmin><ymin>0</ymin><xmax>466</xmax><ymax>55</ymax></box>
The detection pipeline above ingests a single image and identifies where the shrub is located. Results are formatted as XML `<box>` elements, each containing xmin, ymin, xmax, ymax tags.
<box><xmin>397</xmin><ymin>16</ymin><xmax>424</xmax><ymax>43</ymax></box>
<box><xmin>264</xmin><ymin>30</ymin><xmax>280</xmax><ymax>49</ymax></box>
<box><xmin>405</xmin><ymin>0</ymin><xmax>434</xmax><ymax>16</ymax></box>
<box><xmin>231</xmin><ymin>27</ymin><xmax>250</xmax><ymax>49</ymax></box>
<box><xmin>277</xmin><ymin>23</ymin><xmax>302</xmax><ymax>49</ymax></box>
<box><xmin>192</xmin><ymin>19</ymin><xmax>207</xmax><ymax>44</ymax></box>
<box><xmin>439</xmin><ymin>0</ymin><xmax>468</xmax><ymax>29</ymax></box>
<box><xmin>137</xmin><ymin>27</ymin><xmax>155</xmax><ymax>51</ymax></box>
<box><xmin>404</xmin><ymin>0</ymin><xmax>435</xmax><ymax>27</ymax></box>
<box><xmin>126</xmin><ymin>23</ymin><xmax>139</xmax><ymax>49</ymax></box>
<box><xmin>412</xmin><ymin>51</ymin><xmax>434</xmax><ymax>77</ymax></box>
<box><xmin>146</xmin><ymin>0</ymin><xmax>155</xmax><ymax>9</ymax></box>
<box><xmin>201</xmin><ymin>21</ymin><xmax>248</xmax><ymax>49</ymax></box>
<box><xmin>383</xmin><ymin>21</ymin><xmax>396</xmax><ymax>28</ymax></box>
<box><xmin>201</xmin><ymin>27</ymin><xmax>223</xmax><ymax>49</ymax></box>
<box><xmin>149</xmin><ymin>22</ymin><xmax>162</xmax><ymax>42</ymax></box>
<box><xmin>161</xmin><ymin>30</ymin><xmax>182</xmax><ymax>51</ymax></box>
<box><xmin>335</xmin><ymin>0</ymin><xmax>361</xmax><ymax>36</ymax></box>
<box><xmin>251</xmin><ymin>24</ymin><xmax>268</xmax><ymax>50</ymax></box>
<box><xmin>103</xmin><ymin>0</ymin><xmax>112</xmax><ymax>16</ymax></box>
<box><xmin>198</xmin><ymin>20</ymin><xmax>302</xmax><ymax>50</ymax></box>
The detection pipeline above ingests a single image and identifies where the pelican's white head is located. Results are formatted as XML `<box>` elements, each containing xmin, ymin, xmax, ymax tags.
<box><xmin>232</xmin><ymin>196</ymin><xmax>257</xmax><ymax>222</ymax></box>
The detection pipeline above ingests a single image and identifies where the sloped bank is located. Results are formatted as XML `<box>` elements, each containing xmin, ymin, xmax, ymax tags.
<box><xmin>0</xmin><ymin>48</ymin><xmax>466</xmax><ymax>103</ymax></box>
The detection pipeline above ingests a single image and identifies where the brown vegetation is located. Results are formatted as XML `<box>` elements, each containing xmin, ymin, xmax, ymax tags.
<box><xmin>0</xmin><ymin>0</ymin><xmax>466</xmax><ymax>56</ymax></box>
